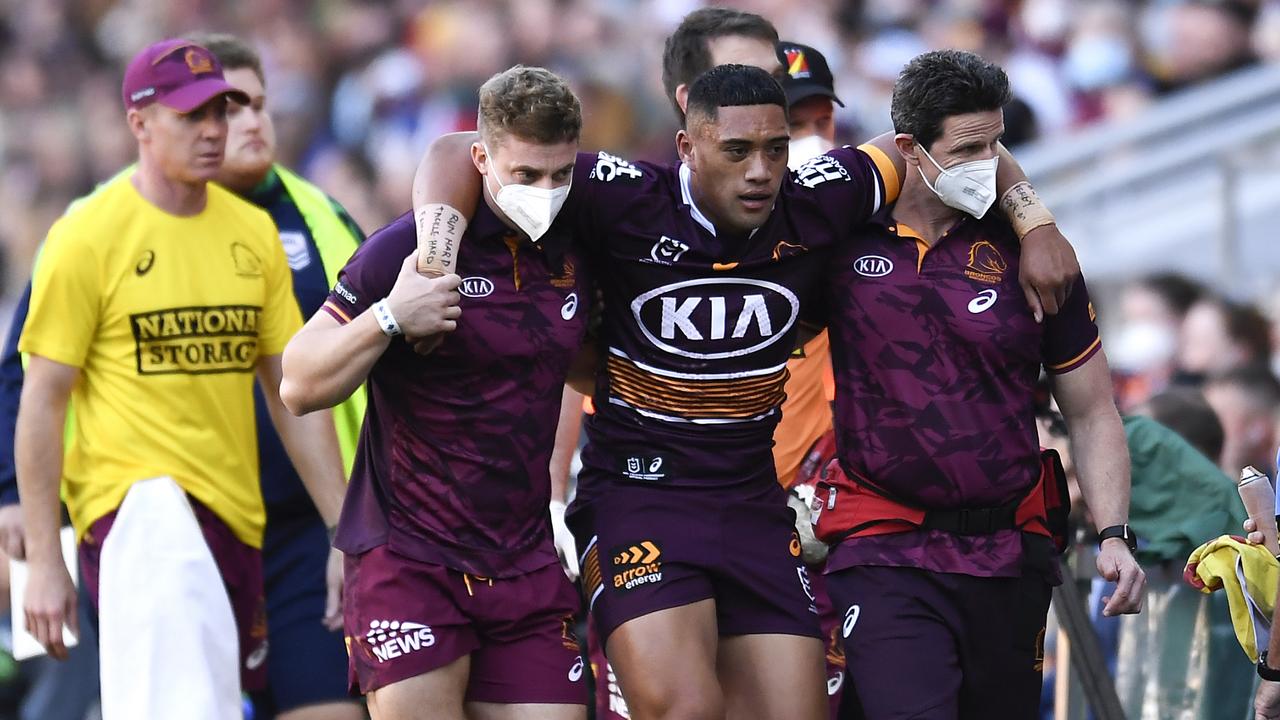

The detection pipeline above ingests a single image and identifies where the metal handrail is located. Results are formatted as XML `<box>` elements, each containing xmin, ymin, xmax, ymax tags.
<box><xmin>1019</xmin><ymin>63</ymin><xmax>1280</xmax><ymax>181</ymax></box>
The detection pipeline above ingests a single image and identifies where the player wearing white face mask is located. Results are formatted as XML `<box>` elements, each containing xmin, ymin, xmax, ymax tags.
<box><xmin>481</xmin><ymin>143</ymin><xmax>573</xmax><ymax>243</ymax></box>
<box><xmin>282</xmin><ymin>66</ymin><xmax>591</xmax><ymax>720</ymax></box>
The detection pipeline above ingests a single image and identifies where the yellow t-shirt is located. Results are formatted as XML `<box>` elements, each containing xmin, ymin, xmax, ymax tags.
<box><xmin>19</xmin><ymin>174</ymin><xmax>302</xmax><ymax>548</ymax></box>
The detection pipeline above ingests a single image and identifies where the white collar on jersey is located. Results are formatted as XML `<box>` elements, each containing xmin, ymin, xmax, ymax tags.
<box><xmin>678</xmin><ymin>163</ymin><xmax>761</xmax><ymax>238</ymax></box>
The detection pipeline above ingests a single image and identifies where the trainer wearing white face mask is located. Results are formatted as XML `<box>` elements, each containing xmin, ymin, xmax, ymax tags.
<box><xmin>817</xmin><ymin>49</ymin><xmax>1142</xmax><ymax>719</ymax></box>
<box><xmin>913</xmin><ymin>140</ymin><xmax>1000</xmax><ymax>219</ymax></box>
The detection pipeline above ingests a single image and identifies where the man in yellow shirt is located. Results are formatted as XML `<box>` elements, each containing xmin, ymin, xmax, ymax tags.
<box><xmin>14</xmin><ymin>38</ymin><xmax>348</xmax><ymax>720</ymax></box>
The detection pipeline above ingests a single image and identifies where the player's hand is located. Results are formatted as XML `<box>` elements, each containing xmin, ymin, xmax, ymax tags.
<box><xmin>549</xmin><ymin>500</ymin><xmax>579</xmax><ymax>581</ymax></box>
<box><xmin>386</xmin><ymin>251</ymin><xmax>462</xmax><ymax>345</ymax></box>
<box><xmin>24</xmin><ymin>559</ymin><xmax>77</xmax><ymax>660</ymax></box>
<box><xmin>1018</xmin><ymin>224</ymin><xmax>1079</xmax><ymax>323</ymax></box>
<box><xmin>1097</xmin><ymin>538</ymin><xmax>1145</xmax><ymax>616</ymax></box>
<box><xmin>1243</xmin><ymin>517</ymin><xmax>1270</xmax><ymax>546</ymax></box>
<box><xmin>0</xmin><ymin>504</ymin><xmax>27</xmax><ymax>559</ymax></box>
<box><xmin>1257</xmin><ymin>679</ymin><xmax>1280</xmax><ymax>719</ymax></box>
<box><xmin>323</xmin><ymin>546</ymin><xmax>344</xmax><ymax>632</ymax></box>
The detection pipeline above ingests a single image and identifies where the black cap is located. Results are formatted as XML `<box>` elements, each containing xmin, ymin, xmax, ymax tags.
<box><xmin>777</xmin><ymin>41</ymin><xmax>844</xmax><ymax>108</ymax></box>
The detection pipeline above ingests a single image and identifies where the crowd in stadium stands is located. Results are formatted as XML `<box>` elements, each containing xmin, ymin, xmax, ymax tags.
<box><xmin>3</xmin><ymin>0</ymin><xmax>1280</xmax><ymax>718</ymax></box>
<box><xmin>1</xmin><ymin>0</ymin><xmax>1279</xmax><ymax>297</ymax></box>
<box><xmin>1109</xmin><ymin>272</ymin><xmax>1280</xmax><ymax>477</ymax></box>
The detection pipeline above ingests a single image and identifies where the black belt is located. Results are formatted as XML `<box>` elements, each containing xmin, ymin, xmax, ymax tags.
<box><xmin>921</xmin><ymin>497</ymin><xmax>1020</xmax><ymax>535</ymax></box>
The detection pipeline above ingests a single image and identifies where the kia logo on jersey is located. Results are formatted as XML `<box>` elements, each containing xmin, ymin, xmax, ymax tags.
<box><xmin>853</xmin><ymin>255</ymin><xmax>893</xmax><ymax>277</ymax></box>
<box><xmin>630</xmin><ymin>278</ymin><xmax>799</xmax><ymax>360</ymax></box>
<box><xmin>459</xmin><ymin>277</ymin><xmax>495</xmax><ymax>298</ymax></box>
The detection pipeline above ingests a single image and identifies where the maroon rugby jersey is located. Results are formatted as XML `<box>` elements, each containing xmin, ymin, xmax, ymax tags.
<box><xmin>824</xmin><ymin>205</ymin><xmax>1100</xmax><ymax>578</ymax></box>
<box><xmin>323</xmin><ymin>204</ymin><xmax>590</xmax><ymax>577</ymax></box>
<box><xmin>568</xmin><ymin>146</ymin><xmax>894</xmax><ymax>501</ymax></box>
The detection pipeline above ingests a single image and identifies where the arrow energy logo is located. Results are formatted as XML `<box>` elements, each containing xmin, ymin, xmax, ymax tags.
<box><xmin>611</xmin><ymin>540</ymin><xmax>663</xmax><ymax>591</ymax></box>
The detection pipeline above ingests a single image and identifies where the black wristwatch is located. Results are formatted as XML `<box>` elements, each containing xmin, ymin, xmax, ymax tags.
<box><xmin>1259</xmin><ymin>651</ymin><xmax>1280</xmax><ymax>681</ymax></box>
<box><xmin>1097</xmin><ymin>524</ymin><xmax>1137</xmax><ymax>552</ymax></box>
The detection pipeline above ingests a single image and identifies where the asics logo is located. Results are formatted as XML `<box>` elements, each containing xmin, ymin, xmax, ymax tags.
<box><xmin>842</xmin><ymin>605</ymin><xmax>861</xmax><ymax>638</ymax></box>
<box><xmin>569</xmin><ymin>656</ymin><xmax>584</xmax><ymax>682</ymax></box>
<box><xmin>136</xmin><ymin>250</ymin><xmax>155</xmax><ymax>276</ymax></box>
<box><xmin>968</xmin><ymin>289</ymin><xmax>998</xmax><ymax>314</ymax></box>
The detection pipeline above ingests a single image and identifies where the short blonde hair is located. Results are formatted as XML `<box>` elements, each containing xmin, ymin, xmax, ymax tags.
<box><xmin>477</xmin><ymin>65</ymin><xmax>582</xmax><ymax>146</ymax></box>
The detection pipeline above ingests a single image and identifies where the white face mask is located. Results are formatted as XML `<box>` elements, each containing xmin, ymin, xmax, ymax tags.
<box><xmin>916</xmin><ymin>144</ymin><xmax>999</xmax><ymax>218</ymax></box>
<box><xmin>787</xmin><ymin>134</ymin><xmax>835</xmax><ymax>171</ymax></box>
<box><xmin>1108</xmin><ymin>321</ymin><xmax>1177</xmax><ymax>374</ymax></box>
<box><xmin>483</xmin><ymin>144</ymin><xmax>571</xmax><ymax>242</ymax></box>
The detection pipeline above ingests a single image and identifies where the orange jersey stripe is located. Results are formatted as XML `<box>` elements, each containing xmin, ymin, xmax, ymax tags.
<box><xmin>608</xmin><ymin>359</ymin><xmax>786</xmax><ymax>395</ymax></box>
<box><xmin>1046</xmin><ymin>335</ymin><xmax>1101</xmax><ymax>373</ymax></box>
<box><xmin>606</xmin><ymin>354</ymin><xmax>789</xmax><ymax>420</ymax></box>
<box><xmin>322</xmin><ymin>300</ymin><xmax>353</xmax><ymax>324</ymax></box>
<box><xmin>857</xmin><ymin>143</ymin><xmax>901</xmax><ymax>206</ymax></box>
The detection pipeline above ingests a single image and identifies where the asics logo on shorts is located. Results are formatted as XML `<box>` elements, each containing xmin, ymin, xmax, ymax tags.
<box><xmin>828</xmin><ymin>671</ymin><xmax>844</xmax><ymax>696</ymax></box>
<box><xmin>569</xmin><ymin>656</ymin><xmax>585</xmax><ymax>682</ymax></box>
<box><xmin>842</xmin><ymin>605</ymin><xmax>861</xmax><ymax>638</ymax></box>
<box><xmin>365</xmin><ymin>619</ymin><xmax>435</xmax><ymax>663</ymax></box>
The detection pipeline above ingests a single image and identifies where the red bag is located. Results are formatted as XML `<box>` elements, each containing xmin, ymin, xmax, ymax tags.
<box><xmin>810</xmin><ymin>449</ymin><xmax>1071</xmax><ymax>554</ymax></box>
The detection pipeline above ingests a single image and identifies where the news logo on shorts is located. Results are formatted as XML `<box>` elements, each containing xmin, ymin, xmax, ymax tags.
<box><xmin>363</xmin><ymin>619</ymin><xmax>436</xmax><ymax>664</ymax></box>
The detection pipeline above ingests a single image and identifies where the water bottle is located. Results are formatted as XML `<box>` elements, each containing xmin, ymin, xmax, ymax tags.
<box><xmin>1238</xmin><ymin>465</ymin><xmax>1279</xmax><ymax>555</ymax></box>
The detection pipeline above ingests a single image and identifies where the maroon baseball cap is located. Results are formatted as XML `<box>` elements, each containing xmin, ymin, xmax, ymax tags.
<box><xmin>121</xmin><ymin>39</ymin><xmax>249</xmax><ymax>112</ymax></box>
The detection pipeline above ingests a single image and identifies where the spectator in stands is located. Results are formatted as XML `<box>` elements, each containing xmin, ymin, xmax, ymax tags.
<box><xmin>1202</xmin><ymin>365</ymin><xmax>1280</xmax><ymax>476</ymax></box>
<box><xmin>1132</xmin><ymin>387</ymin><xmax>1226</xmax><ymax>466</ymax></box>
<box><xmin>1178</xmin><ymin>297</ymin><xmax>1272</xmax><ymax>385</ymax></box>
<box><xmin>1110</xmin><ymin>273</ymin><xmax>1206</xmax><ymax>409</ymax></box>
<box><xmin>1152</xmin><ymin>0</ymin><xmax>1261</xmax><ymax>93</ymax></box>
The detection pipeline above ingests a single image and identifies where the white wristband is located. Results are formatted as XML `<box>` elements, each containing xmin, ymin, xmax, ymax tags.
<box><xmin>372</xmin><ymin>299</ymin><xmax>402</xmax><ymax>337</ymax></box>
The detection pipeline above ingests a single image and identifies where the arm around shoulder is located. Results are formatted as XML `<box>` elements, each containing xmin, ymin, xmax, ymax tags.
<box><xmin>280</xmin><ymin>309</ymin><xmax>389</xmax><ymax>416</ymax></box>
<box><xmin>411</xmin><ymin>132</ymin><xmax>482</xmax><ymax>220</ymax></box>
